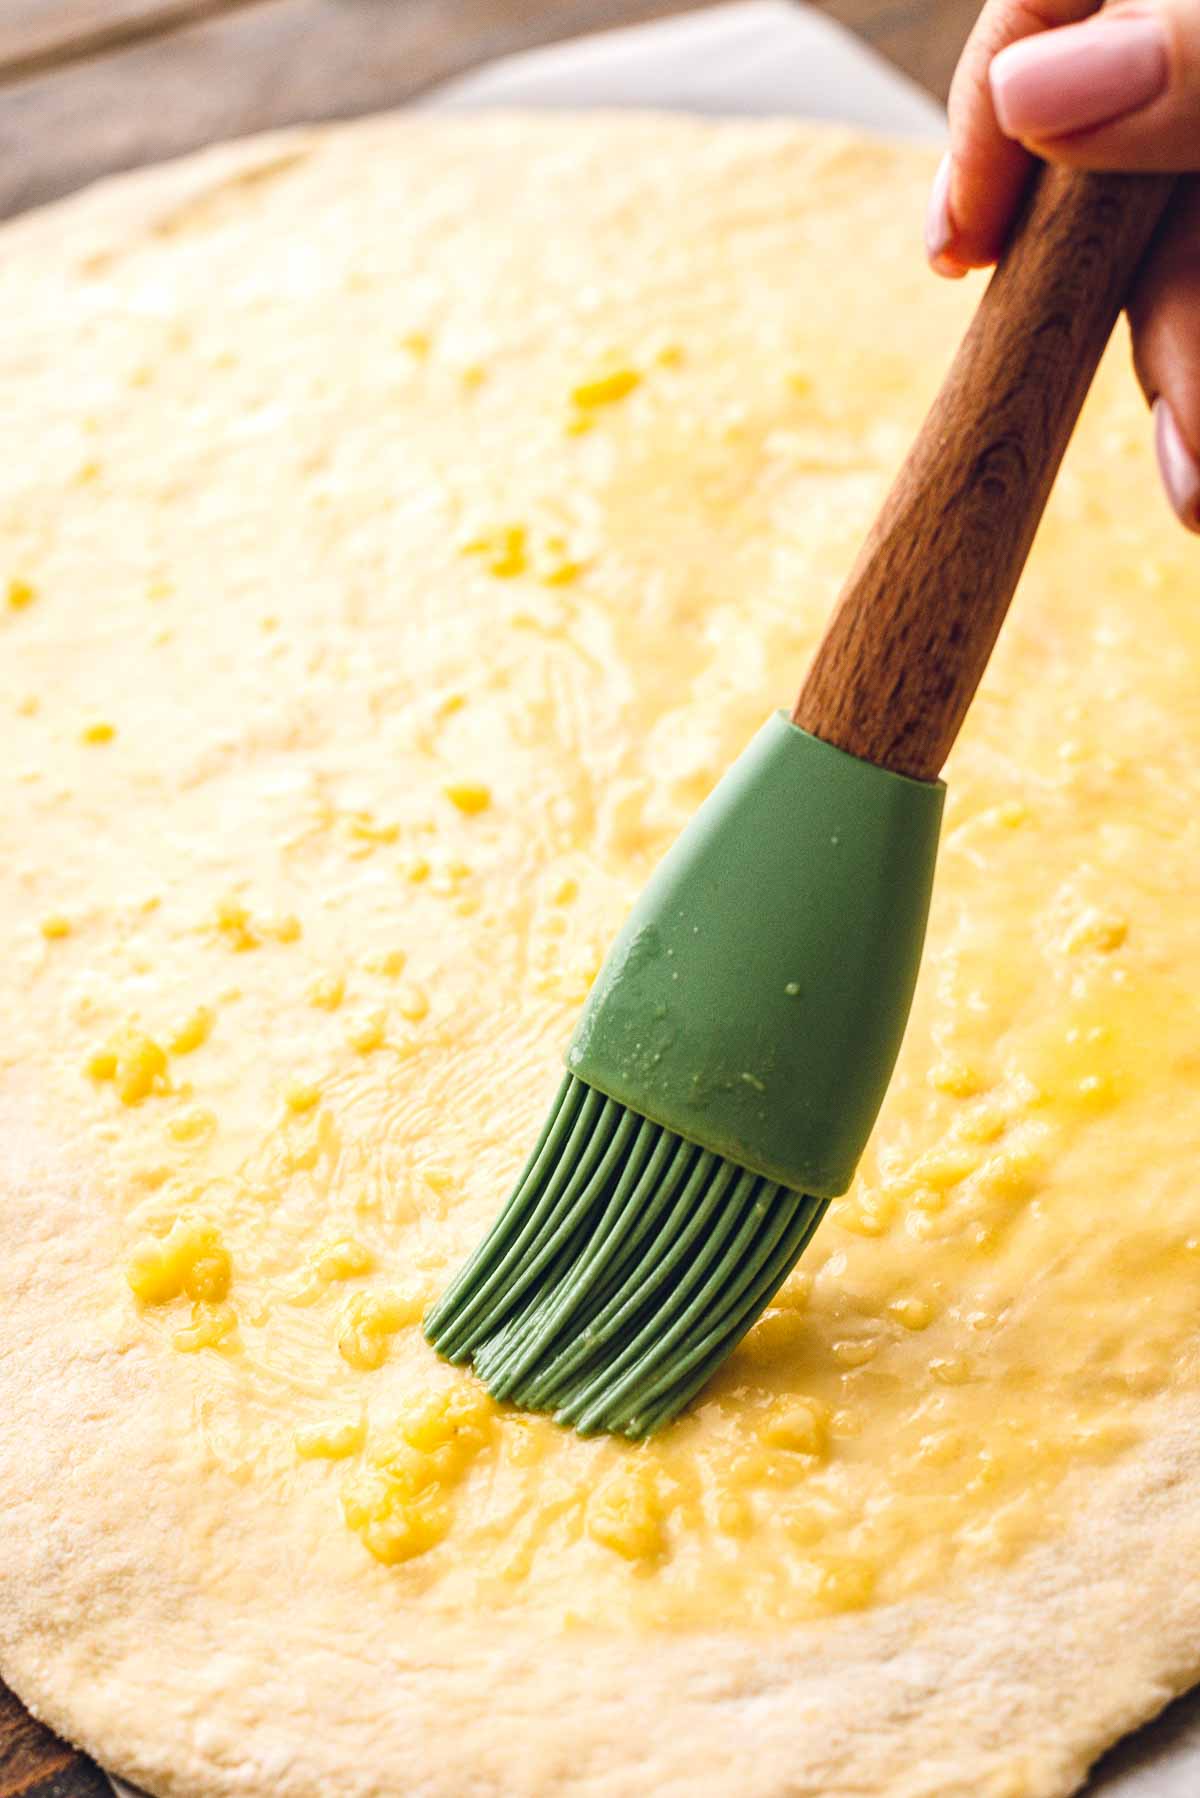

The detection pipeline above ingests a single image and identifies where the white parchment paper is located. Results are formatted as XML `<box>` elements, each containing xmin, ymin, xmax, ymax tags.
<box><xmin>108</xmin><ymin>4</ymin><xmax>1200</xmax><ymax>1791</ymax></box>
<box><xmin>428</xmin><ymin>0</ymin><xmax>943</xmax><ymax>135</ymax></box>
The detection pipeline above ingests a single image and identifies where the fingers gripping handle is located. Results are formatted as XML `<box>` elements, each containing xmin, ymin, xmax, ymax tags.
<box><xmin>793</xmin><ymin>165</ymin><xmax>1177</xmax><ymax>783</ymax></box>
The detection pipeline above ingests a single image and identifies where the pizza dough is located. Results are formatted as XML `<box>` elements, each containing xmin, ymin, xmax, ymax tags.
<box><xmin>2</xmin><ymin>113</ymin><xmax>1200</xmax><ymax>1798</ymax></box>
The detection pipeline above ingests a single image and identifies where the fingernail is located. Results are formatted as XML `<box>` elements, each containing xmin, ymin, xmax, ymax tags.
<box><xmin>1155</xmin><ymin>399</ymin><xmax>1200</xmax><ymax>532</ymax></box>
<box><xmin>991</xmin><ymin>15</ymin><xmax>1168</xmax><ymax>140</ymax></box>
<box><xmin>925</xmin><ymin>152</ymin><xmax>967</xmax><ymax>278</ymax></box>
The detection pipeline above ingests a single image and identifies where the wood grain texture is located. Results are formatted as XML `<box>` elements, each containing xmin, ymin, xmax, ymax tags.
<box><xmin>0</xmin><ymin>0</ymin><xmax>725</xmax><ymax>218</ymax></box>
<box><xmin>0</xmin><ymin>0</ymin><xmax>260</xmax><ymax>83</ymax></box>
<box><xmin>0</xmin><ymin>0</ymin><xmax>983</xmax><ymax>221</ymax></box>
<box><xmin>793</xmin><ymin>166</ymin><xmax>1177</xmax><ymax>781</ymax></box>
<box><xmin>0</xmin><ymin>1680</ymin><xmax>110</xmax><ymax>1798</ymax></box>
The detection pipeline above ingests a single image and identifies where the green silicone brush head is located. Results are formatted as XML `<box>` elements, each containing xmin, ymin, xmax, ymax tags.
<box><xmin>423</xmin><ymin>1073</ymin><xmax>829</xmax><ymax>1437</ymax></box>
<box><xmin>425</xmin><ymin>712</ymin><xmax>944</xmax><ymax>1436</ymax></box>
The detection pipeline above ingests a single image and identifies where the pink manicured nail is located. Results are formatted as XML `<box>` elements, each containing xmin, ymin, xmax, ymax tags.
<box><xmin>925</xmin><ymin>152</ymin><xmax>967</xmax><ymax>278</ymax></box>
<box><xmin>1155</xmin><ymin>399</ymin><xmax>1200</xmax><ymax>532</ymax></box>
<box><xmin>991</xmin><ymin>15</ymin><xmax>1168</xmax><ymax>140</ymax></box>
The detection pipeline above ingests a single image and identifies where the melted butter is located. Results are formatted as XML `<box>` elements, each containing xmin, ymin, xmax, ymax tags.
<box><xmin>169</xmin><ymin>1005</ymin><xmax>214</xmax><ymax>1055</ymax></box>
<box><xmin>295</xmin><ymin>1416</ymin><xmax>366</xmax><ymax>1460</ymax></box>
<box><xmin>90</xmin><ymin>1029</ymin><xmax>171</xmax><ymax>1105</ymax></box>
<box><xmin>337</xmin><ymin>1288</ymin><xmax>427</xmax><ymax>1370</ymax></box>
<box><xmin>127</xmin><ymin>1216</ymin><xmax>232</xmax><ymax>1305</ymax></box>
<box><xmin>342</xmin><ymin>1388</ymin><xmax>496</xmax><ymax>1563</ymax></box>
<box><xmin>4</xmin><ymin>126</ymin><xmax>1200</xmax><ymax>1632</ymax></box>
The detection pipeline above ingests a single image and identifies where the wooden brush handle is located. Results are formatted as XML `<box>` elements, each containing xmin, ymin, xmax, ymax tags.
<box><xmin>792</xmin><ymin>164</ymin><xmax>1176</xmax><ymax>782</ymax></box>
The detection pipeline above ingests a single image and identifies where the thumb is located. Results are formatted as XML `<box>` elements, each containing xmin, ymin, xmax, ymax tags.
<box><xmin>990</xmin><ymin>0</ymin><xmax>1200</xmax><ymax>169</ymax></box>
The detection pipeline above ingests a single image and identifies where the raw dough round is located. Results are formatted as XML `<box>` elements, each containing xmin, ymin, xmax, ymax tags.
<box><xmin>2</xmin><ymin>114</ymin><xmax>1200</xmax><ymax>1798</ymax></box>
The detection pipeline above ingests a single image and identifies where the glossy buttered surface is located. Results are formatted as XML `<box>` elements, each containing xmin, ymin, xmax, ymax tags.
<box><xmin>3</xmin><ymin>117</ymin><xmax>1199</xmax><ymax>1647</ymax></box>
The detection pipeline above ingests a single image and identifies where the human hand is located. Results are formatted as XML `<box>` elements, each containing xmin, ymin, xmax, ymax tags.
<box><xmin>927</xmin><ymin>0</ymin><xmax>1200</xmax><ymax>531</ymax></box>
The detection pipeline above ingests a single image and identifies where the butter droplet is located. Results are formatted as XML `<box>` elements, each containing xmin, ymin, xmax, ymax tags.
<box><xmin>571</xmin><ymin>368</ymin><xmax>641</xmax><ymax>409</ymax></box>
<box><xmin>169</xmin><ymin>1006</ymin><xmax>214</xmax><ymax>1055</ymax></box>
<box><xmin>444</xmin><ymin>780</ymin><xmax>491</xmax><ymax>815</ymax></box>
<box><xmin>397</xmin><ymin>984</ymin><xmax>429</xmax><ymax>1023</ymax></box>
<box><xmin>296</xmin><ymin>1417</ymin><xmax>365</xmax><ymax>1460</ymax></box>
<box><xmin>308</xmin><ymin>972</ymin><xmax>345</xmax><ymax>1011</ymax></box>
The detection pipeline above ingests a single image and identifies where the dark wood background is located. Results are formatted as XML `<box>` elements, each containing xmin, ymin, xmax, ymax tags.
<box><xmin>9</xmin><ymin>2</ymin><xmax>1182</xmax><ymax>1795</ymax></box>
<box><xmin>0</xmin><ymin>0</ymin><xmax>983</xmax><ymax>219</ymax></box>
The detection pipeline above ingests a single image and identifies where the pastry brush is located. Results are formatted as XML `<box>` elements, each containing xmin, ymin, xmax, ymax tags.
<box><xmin>425</xmin><ymin>165</ymin><xmax>1175</xmax><ymax>1438</ymax></box>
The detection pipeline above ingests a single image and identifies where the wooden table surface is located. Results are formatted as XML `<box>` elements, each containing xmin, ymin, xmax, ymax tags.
<box><xmin>0</xmin><ymin>0</ymin><xmax>988</xmax><ymax>220</ymax></box>
<box><xmin>0</xmin><ymin>0</ymin><xmax>972</xmax><ymax>1792</ymax></box>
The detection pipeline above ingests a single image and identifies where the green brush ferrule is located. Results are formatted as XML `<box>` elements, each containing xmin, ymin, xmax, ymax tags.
<box><xmin>567</xmin><ymin>710</ymin><xmax>945</xmax><ymax>1196</ymax></box>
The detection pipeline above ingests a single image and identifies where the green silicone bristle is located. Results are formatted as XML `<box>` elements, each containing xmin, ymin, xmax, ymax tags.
<box><xmin>425</xmin><ymin>713</ymin><xmax>944</xmax><ymax>1439</ymax></box>
<box><xmin>423</xmin><ymin>1074</ymin><xmax>829</xmax><ymax>1438</ymax></box>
